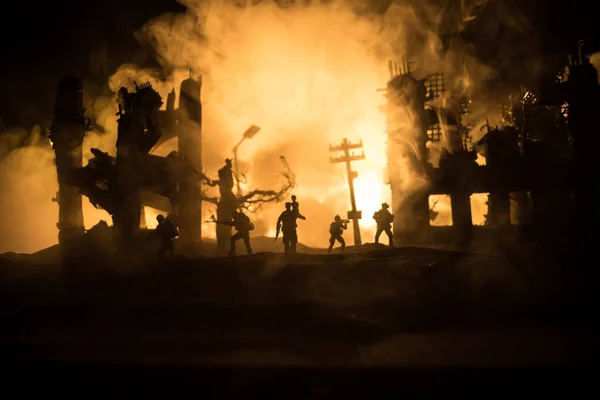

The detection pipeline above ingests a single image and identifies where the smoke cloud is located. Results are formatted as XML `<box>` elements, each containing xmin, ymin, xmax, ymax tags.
<box><xmin>130</xmin><ymin>0</ymin><xmax>501</xmax><ymax>245</ymax></box>
<box><xmin>0</xmin><ymin>126</ymin><xmax>112</xmax><ymax>253</ymax></box>
<box><xmin>1</xmin><ymin>0</ymin><xmax>538</xmax><ymax>253</ymax></box>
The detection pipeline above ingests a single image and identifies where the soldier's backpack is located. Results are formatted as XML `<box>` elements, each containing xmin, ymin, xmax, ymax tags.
<box><xmin>164</xmin><ymin>219</ymin><xmax>179</xmax><ymax>238</ymax></box>
<box><xmin>373</xmin><ymin>211</ymin><xmax>380</xmax><ymax>222</ymax></box>
<box><xmin>242</xmin><ymin>214</ymin><xmax>255</xmax><ymax>231</ymax></box>
<box><xmin>329</xmin><ymin>222</ymin><xmax>338</xmax><ymax>235</ymax></box>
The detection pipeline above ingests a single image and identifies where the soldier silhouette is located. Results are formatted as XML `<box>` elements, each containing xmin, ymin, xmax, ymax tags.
<box><xmin>148</xmin><ymin>214</ymin><xmax>179</xmax><ymax>259</ymax></box>
<box><xmin>290</xmin><ymin>195</ymin><xmax>306</xmax><ymax>220</ymax></box>
<box><xmin>215</xmin><ymin>210</ymin><xmax>254</xmax><ymax>256</ymax></box>
<box><xmin>276</xmin><ymin>202</ymin><xmax>299</xmax><ymax>254</ymax></box>
<box><xmin>328</xmin><ymin>215</ymin><xmax>348</xmax><ymax>254</ymax></box>
<box><xmin>373</xmin><ymin>203</ymin><xmax>394</xmax><ymax>246</ymax></box>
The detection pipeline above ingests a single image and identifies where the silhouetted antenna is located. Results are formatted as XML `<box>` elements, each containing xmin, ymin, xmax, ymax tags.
<box><xmin>328</xmin><ymin>138</ymin><xmax>365</xmax><ymax>246</ymax></box>
<box><xmin>189</xmin><ymin>68</ymin><xmax>193</xmax><ymax>79</ymax></box>
<box><xmin>388</xmin><ymin>60</ymin><xmax>394</xmax><ymax>78</ymax></box>
<box><xmin>577</xmin><ymin>39</ymin><xmax>583</xmax><ymax>64</ymax></box>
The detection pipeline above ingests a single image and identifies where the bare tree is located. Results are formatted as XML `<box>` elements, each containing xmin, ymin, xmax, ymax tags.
<box><xmin>200</xmin><ymin>156</ymin><xmax>296</xmax><ymax>251</ymax></box>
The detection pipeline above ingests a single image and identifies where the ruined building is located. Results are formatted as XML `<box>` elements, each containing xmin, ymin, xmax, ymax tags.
<box><xmin>384</xmin><ymin>60</ymin><xmax>436</xmax><ymax>242</ymax></box>
<box><xmin>383</xmin><ymin>44</ymin><xmax>597</xmax><ymax>246</ymax></box>
<box><xmin>50</xmin><ymin>68</ymin><xmax>294</xmax><ymax>257</ymax></box>
<box><xmin>50</xmin><ymin>70</ymin><xmax>204</xmax><ymax>254</ymax></box>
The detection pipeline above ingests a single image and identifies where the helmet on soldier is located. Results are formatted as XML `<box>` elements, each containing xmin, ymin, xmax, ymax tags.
<box><xmin>382</xmin><ymin>203</ymin><xmax>389</xmax><ymax>209</ymax></box>
<box><xmin>156</xmin><ymin>214</ymin><xmax>165</xmax><ymax>223</ymax></box>
<box><xmin>335</xmin><ymin>215</ymin><xmax>341</xmax><ymax>221</ymax></box>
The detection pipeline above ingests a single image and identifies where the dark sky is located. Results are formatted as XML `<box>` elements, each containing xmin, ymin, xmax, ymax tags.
<box><xmin>0</xmin><ymin>0</ymin><xmax>186</xmax><ymax>129</ymax></box>
<box><xmin>0</xmin><ymin>0</ymin><xmax>598</xmax><ymax>129</ymax></box>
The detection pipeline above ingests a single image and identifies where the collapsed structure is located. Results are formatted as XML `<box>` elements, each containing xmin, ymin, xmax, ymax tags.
<box><xmin>49</xmin><ymin>70</ymin><xmax>204</xmax><ymax>255</ymax></box>
<box><xmin>384</xmin><ymin>43</ymin><xmax>598</xmax><ymax>246</ymax></box>
<box><xmin>49</xmin><ymin>69</ymin><xmax>295</xmax><ymax>257</ymax></box>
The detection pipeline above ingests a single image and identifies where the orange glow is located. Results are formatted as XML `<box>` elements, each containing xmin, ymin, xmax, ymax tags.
<box><xmin>136</xmin><ymin>1</ymin><xmax>401</xmax><ymax>247</ymax></box>
<box><xmin>1</xmin><ymin>1</ymin><xmax>501</xmax><ymax>253</ymax></box>
<box><xmin>429</xmin><ymin>195</ymin><xmax>452</xmax><ymax>226</ymax></box>
<box><xmin>470</xmin><ymin>193</ymin><xmax>488</xmax><ymax>226</ymax></box>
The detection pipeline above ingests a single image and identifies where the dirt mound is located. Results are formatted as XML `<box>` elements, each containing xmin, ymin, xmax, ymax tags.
<box><xmin>1</xmin><ymin>238</ymin><xmax>584</xmax><ymax>366</ymax></box>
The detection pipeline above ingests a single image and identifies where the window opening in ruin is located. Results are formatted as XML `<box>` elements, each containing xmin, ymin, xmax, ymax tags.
<box><xmin>424</xmin><ymin>73</ymin><xmax>445</xmax><ymax>144</ymax></box>
<box><xmin>470</xmin><ymin>193</ymin><xmax>488</xmax><ymax>226</ymax></box>
<box><xmin>429</xmin><ymin>195</ymin><xmax>452</xmax><ymax>226</ymax></box>
<box><xmin>424</xmin><ymin>72</ymin><xmax>445</xmax><ymax>100</ymax></box>
<box><xmin>143</xmin><ymin>206</ymin><xmax>163</xmax><ymax>229</ymax></box>
<box><xmin>82</xmin><ymin>197</ymin><xmax>112</xmax><ymax>230</ymax></box>
<box><xmin>427</xmin><ymin>123</ymin><xmax>443</xmax><ymax>142</ymax></box>
<box><xmin>426</xmin><ymin>140</ymin><xmax>444</xmax><ymax>167</ymax></box>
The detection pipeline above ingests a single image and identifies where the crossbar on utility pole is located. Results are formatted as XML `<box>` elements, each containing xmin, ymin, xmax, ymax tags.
<box><xmin>329</xmin><ymin>138</ymin><xmax>365</xmax><ymax>246</ymax></box>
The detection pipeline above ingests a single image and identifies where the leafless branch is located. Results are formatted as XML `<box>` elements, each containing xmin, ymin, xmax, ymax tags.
<box><xmin>234</xmin><ymin>171</ymin><xmax>248</xmax><ymax>185</ymax></box>
<box><xmin>236</xmin><ymin>156</ymin><xmax>296</xmax><ymax>213</ymax></box>
<box><xmin>196</xmin><ymin>169</ymin><xmax>219</xmax><ymax>187</ymax></box>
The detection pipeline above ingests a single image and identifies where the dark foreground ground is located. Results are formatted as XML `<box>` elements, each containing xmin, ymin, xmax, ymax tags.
<box><xmin>0</xmin><ymin>239</ymin><xmax>596</xmax><ymax>394</ymax></box>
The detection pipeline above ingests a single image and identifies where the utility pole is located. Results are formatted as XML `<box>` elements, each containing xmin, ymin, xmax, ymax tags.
<box><xmin>329</xmin><ymin>138</ymin><xmax>365</xmax><ymax>246</ymax></box>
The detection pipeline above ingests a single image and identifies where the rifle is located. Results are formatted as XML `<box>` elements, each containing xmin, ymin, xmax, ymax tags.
<box><xmin>205</xmin><ymin>215</ymin><xmax>234</xmax><ymax>226</ymax></box>
<box><xmin>275</xmin><ymin>220</ymin><xmax>282</xmax><ymax>242</ymax></box>
<box><xmin>340</xmin><ymin>219</ymin><xmax>350</xmax><ymax>224</ymax></box>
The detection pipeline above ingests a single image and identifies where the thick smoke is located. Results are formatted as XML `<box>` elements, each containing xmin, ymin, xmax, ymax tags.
<box><xmin>0</xmin><ymin>127</ymin><xmax>58</xmax><ymax>253</ymax></box>
<box><xmin>0</xmin><ymin>126</ymin><xmax>112</xmax><ymax>253</ymax></box>
<box><xmin>127</xmin><ymin>0</ymin><xmax>503</xmax><ymax>245</ymax></box>
<box><xmin>1</xmin><ymin>0</ymin><xmax>529</xmax><ymax>252</ymax></box>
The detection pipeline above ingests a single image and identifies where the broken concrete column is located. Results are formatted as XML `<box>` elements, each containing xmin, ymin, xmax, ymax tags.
<box><xmin>48</xmin><ymin>69</ymin><xmax>87</xmax><ymax>255</ymax></box>
<box><xmin>177</xmin><ymin>74</ymin><xmax>203</xmax><ymax>254</ymax></box>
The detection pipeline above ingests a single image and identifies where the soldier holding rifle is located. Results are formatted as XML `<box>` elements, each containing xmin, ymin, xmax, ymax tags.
<box><xmin>208</xmin><ymin>210</ymin><xmax>255</xmax><ymax>256</ymax></box>
<box><xmin>328</xmin><ymin>215</ymin><xmax>348</xmax><ymax>254</ymax></box>
<box><xmin>373</xmin><ymin>202</ymin><xmax>394</xmax><ymax>246</ymax></box>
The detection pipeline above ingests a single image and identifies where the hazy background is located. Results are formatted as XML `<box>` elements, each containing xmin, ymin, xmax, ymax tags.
<box><xmin>1</xmin><ymin>0</ymin><xmax>598</xmax><ymax>253</ymax></box>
